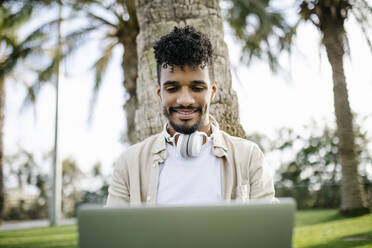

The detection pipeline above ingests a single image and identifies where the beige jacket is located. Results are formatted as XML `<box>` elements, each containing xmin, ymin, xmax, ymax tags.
<box><xmin>106</xmin><ymin>124</ymin><xmax>276</xmax><ymax>206</ymax></box>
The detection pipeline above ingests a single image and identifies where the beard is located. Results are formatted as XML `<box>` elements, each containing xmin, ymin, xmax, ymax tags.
<box><xmin>163</xmin><ymin>105</ymin><xmax>207</xmax><ymax>134</ymax></box>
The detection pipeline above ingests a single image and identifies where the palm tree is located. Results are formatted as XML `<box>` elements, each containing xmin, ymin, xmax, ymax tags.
<box><xmin>66</xmin><ymin>0</ymin><xmax>139</xmax><ymax>144</ymax></box>
<box><xmin>0</xmin><ymin>1</ymin><xmax>45</xmax><ymax>223</ymax></box>
<box><xmin>0</xmin><ymin>0</ymin><xmax>67</xmax><ymax>223</ymax></box>
<box><xmin>226</xmin><ymin>0</ymin><xmax>371</xmax><ymax>215</ymax></box>
<box><xmin>134</xmin><ymin>0</ymin><xmax>246</xmax><ymax>141</ymax></box>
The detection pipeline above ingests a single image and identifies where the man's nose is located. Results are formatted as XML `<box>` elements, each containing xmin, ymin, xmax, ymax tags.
<box><xmin>176</xmin><ymin>88</ymin><xmax>195</xmax><ymax>106</ymax></box>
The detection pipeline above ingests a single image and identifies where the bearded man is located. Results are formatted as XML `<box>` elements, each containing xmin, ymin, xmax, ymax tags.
<box><xmin>106</xmin><ymin>26</ymin><xmax>276</xmax><ymax>206</ymax></box>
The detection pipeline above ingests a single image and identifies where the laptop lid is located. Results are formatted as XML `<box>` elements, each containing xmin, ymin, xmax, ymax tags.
<box><xmin>78</xmin><ymin>198</ymin><xmax>295</xmax><ymax>248</ymax></box>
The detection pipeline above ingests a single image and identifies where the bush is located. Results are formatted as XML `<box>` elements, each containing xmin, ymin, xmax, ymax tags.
<box><xmin>276</xmin><ymin>183</ymin><xmax>372</xmax><ymax>209</ymax></box>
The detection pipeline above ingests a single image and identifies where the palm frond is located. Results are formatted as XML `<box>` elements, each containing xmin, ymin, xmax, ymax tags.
<box><xmin>21</xmin><ymin>29</ymin><xmax>48</xmax><ymax>49</ymax></box>
<box><xmin>64</xmin><ymin>25</ymin><xmax>99</xmax><ymax>54</ymax></box>
<box><xmin>0</xmin><ymin>13</ymin><xmax>71</xmax><ymax>79</ymax></box>
<box><xmin>350</xmin><ymin>5</ymin><xmax>372</xmax><ymax>52</ymax></box>
<box><xmin>22</xmin><ymin>17</ymin><xmax>62</xmax><ymax>42</ymax></box>
<box><xmin>19</xmin><ymin>80</ymin><xmax>39</xmax><ymax>114</ymax></box>
<box><xmin>0</xmin><ymin>23</ymin><xmax>53</xmax><ymax>80</ymax></box>
<box><xmin>19</xmin><ymin>49</ymin><xmax>65</xmax><ymax>112</ymax></box>
<box><xmin>0</xmin><ymin>34</ymin><xmax>17</xmax><ymax>48</ymax></box>
<box><xmin>108</xmin><ymin>5</ymin><xmax>126</xmax><ymax>25</ymax></box>
<box><xmin>344</xmin><ymin>32</ymin><xmax>352</xmax><ymax>58</ymax></box>
<box><xmin>88</xmin><ymin>41</ymin><xmax>117</xmax><ymax>122</ymax></box>
<box><xmin>86</xmin><ymin>11</ymin><xmax>117</xmax><ymax>27</ymax></box>
<box><xmin>0</xmin><ymin>46</ymin><xmax>32</xmax><ymax>81</ymax></box>
<box><xmin>1</xmin><ymin>3</ymin><xmax>33</xmax><ymax>34</ymax></box>
<box><xmin>225</xmin><ymin>0</ymin><xmax>295</xmax><ymax>73</ymax></box>
<box><xmin>37</xmin><ymin>54</ymin><xmax>61</xmax><ymax>83</ymax></box>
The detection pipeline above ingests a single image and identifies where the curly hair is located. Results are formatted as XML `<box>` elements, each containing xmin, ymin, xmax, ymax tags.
<box><xmin>153</xmin><ymin>26</ymin><xmax>214</xmax><ymax>84</ymax></box>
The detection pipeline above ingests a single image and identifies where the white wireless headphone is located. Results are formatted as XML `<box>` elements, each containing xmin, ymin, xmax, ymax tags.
<box><xmin>163</xmin><ymin>124</ymin><xmax>211</xmax><ymax>158</ymax></box>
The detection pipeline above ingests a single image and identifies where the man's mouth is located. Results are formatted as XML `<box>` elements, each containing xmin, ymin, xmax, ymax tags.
<box><xmin>170</xmin><ymin>106</ymin><xmax>201</xmax><ymax>120</ymax></box>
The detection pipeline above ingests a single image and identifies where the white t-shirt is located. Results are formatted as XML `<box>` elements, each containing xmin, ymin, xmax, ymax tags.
<box><xmin>157</xmin><ymin>139</ymin><xmax>222</xmax><ymax>205</ymax></box>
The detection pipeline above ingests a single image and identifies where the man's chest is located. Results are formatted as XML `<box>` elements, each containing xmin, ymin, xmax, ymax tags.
<box><xmin>156</xmin><ymin>148</ymin><xmax>222</xmax><ymax>204</ymax></box>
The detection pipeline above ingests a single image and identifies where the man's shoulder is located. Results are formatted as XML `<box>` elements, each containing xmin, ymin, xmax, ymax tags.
<box><xmin>123</xmin><ymin>132</ymin><xmax>163</xmax><ymax>156</ymax></box>
<box><xmin>218</xmin><ymin>131</ymin><xmax>265</xmax><ymax>169</ymax></box>
<box><xmin>113</xmin><ymin>133</ymin><xmax>163</xmax><ymax>173</ymax></box>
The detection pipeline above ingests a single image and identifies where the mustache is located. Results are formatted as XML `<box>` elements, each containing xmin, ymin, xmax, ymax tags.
<box><xmin>170</xmin><ymin>105</ymin><xmax>202</xmax><ymax>112</ymax></box>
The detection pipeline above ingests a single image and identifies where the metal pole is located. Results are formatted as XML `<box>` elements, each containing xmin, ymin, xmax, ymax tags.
<box><xmin>50</xmin><ymin>2</ymin><xmax>63</xmax><ymax>227</ymax></box>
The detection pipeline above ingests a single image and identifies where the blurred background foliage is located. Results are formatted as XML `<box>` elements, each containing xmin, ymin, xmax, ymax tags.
<box><xmin>4</xmin><ymin>148</ymin><xmax>109</xmax><ymax>220</ymax></box>
<box><xmin>273</xmin><ymin>116</ymin><xmax>372</xmax><ymax>209</ymax></box>
<box><xmin>251</xmin><ymin>115</ymin><xmax>372</xmax><ymax>209</ymax></box>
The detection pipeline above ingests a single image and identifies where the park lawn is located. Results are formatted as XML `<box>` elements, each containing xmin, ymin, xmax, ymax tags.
<box><xmin>294</xmin><ymin>209</ymin><xmax>372</xmax><ymax>248</ymax></box>
<box><xmin>0</xmin><ymin>225</ymin><xmax>77</xmax><ymax>248</ymax></box>
<box><xmin>0</xmin><ymin>209</ymin><xmax>371</xmax><ymax>248</ymax></box>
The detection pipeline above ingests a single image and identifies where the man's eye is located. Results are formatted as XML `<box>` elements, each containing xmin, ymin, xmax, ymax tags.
<box><xmin>192</xmin><ymin>87</ymin><xmax>204</xmax><ymax>92</ymax></box>
<box><xmin>165</xmin><ymin>87</ymin><xmax>178</xmax><ymax>92</ymax></box>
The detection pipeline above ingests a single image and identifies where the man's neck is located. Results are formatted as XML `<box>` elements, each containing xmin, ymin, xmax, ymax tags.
<box><xmin>166</xmin><ymin>123</ymin><xmax>211</xmax><ymax>146</ymax></box>
<box><xmin>167</xmin><ymin>124</ymin><xmax>211</xmax><ymax>136</ymax></box>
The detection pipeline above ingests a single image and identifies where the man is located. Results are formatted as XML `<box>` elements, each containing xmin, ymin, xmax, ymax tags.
<box><xmin>106</xmin><ymin>26</ymin><xmax>275</xmax><ymax>206</ymax></box>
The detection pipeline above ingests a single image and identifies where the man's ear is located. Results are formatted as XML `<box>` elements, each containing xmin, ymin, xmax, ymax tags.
<box><xmin>156</xmin><ymin>83</ymin><xmax>162</xmax><ymax>100</ymax></box>
<box><xmin>211</xmin><ymin>81</ymin><xmax>218</xmax><ymax>101</ymax></box>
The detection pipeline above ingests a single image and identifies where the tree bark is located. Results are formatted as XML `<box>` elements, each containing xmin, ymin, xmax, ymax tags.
<box><xmin>119</xmin><ymin>0</ymin><xmax>139</xmax><ymax>144</ymax></box>
<box><xmin>134</xmin><ymin>0</ymin><xmax>246</xmax><ymax>142</ymax></box>
<box><xmin>321</xmin><ymin>15</ymin><xmax>369</xmax><ymax>216</ymax></box>
<box><xmin>0</xmin><ymin>78</ymin><xmax>5</xmax><ymax>223</ymax></box>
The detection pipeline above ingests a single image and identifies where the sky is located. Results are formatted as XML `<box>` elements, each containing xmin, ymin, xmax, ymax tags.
<box><xmin>4</xmin><ymin>3</ymin><xmax>372</xmax><ymax>190</ymax></box>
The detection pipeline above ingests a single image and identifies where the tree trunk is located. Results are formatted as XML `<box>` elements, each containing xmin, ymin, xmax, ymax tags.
<box><xmin>321</xmin><ymin>16</ymin><xmax>369</xmax><ymax>216</ymax></box>
<box><xmin>0</xmin><ymin>78</ymin><xmax>5</xmax><ymax>223</ymax></box>
<box><xmin>119</xmin><ymin>0</ymin><xmax>139</xmax><ymax>145</ymax></box>
<box><xmin>134</xmin><ymin>0</ymin><xmax>246</xmax><ymax>142</ymax></box>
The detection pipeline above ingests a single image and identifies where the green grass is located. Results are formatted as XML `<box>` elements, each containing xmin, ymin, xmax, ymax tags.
<box><xmin>294</xmin><ymin>209</ymin><xmax>372</xmax><ymax>248</ymax></box>
<box><xmin>0</xmin><ymin>209</ymin><xmax>371</xmax><ymax>248</ymax></box>
<box><xmin>0</xmin><ymin>225</ymin><xmax>77</xmax><ymax>248</ymax></box>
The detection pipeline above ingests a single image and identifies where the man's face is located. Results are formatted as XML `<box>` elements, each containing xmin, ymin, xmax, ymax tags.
<box><xmin>157</xmin><ymin>65</ymin><xmax>217</xmax><ymax>135</ymax></box>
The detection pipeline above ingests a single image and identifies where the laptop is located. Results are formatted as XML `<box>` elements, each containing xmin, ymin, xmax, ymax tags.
<box><xmin>78</xmin><ymin>198</ymin><xmax>295</xmax><ymax>248</ymax></box>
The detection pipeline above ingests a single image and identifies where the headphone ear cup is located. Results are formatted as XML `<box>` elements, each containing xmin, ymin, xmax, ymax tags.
<box><xmin>189</xmin><ymin>132</ymin><xmax>203</xmax><ymax>157</ymax></box>
<box><xmin>176</xmin><ymin>134</ymin><xmax>190</xmax><ymax>158</ymax></box>
<box><xmin>176</xmin><ymin>132</ymin><xmax>206</xmax><ymax>158</ymax></box>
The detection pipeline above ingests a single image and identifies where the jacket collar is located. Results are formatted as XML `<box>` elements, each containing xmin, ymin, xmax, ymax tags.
<box><xmin>152</xmin><ymin>132</ymin><xmax>166</xmax><ymax>155</ymax></box>
<box><xmin>209</xmin><ymin>116</ymin><xmax>228</xmax><ymax>157</ymax></box>
<box><xmin>151</xmin><ymin>115</ymin><xmax>228</xmax><ymax>159</ymax></box>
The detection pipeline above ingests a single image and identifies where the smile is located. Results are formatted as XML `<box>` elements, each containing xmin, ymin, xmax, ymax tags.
<box><xmin>176</xmin><ymin>110</ymin><xmax>197</xmax><ymax>114</ymax></box>
<box><xmin>171</xmin><ymin>108</ymin><xmax>200</xmax><ymax>120</ymax></box>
